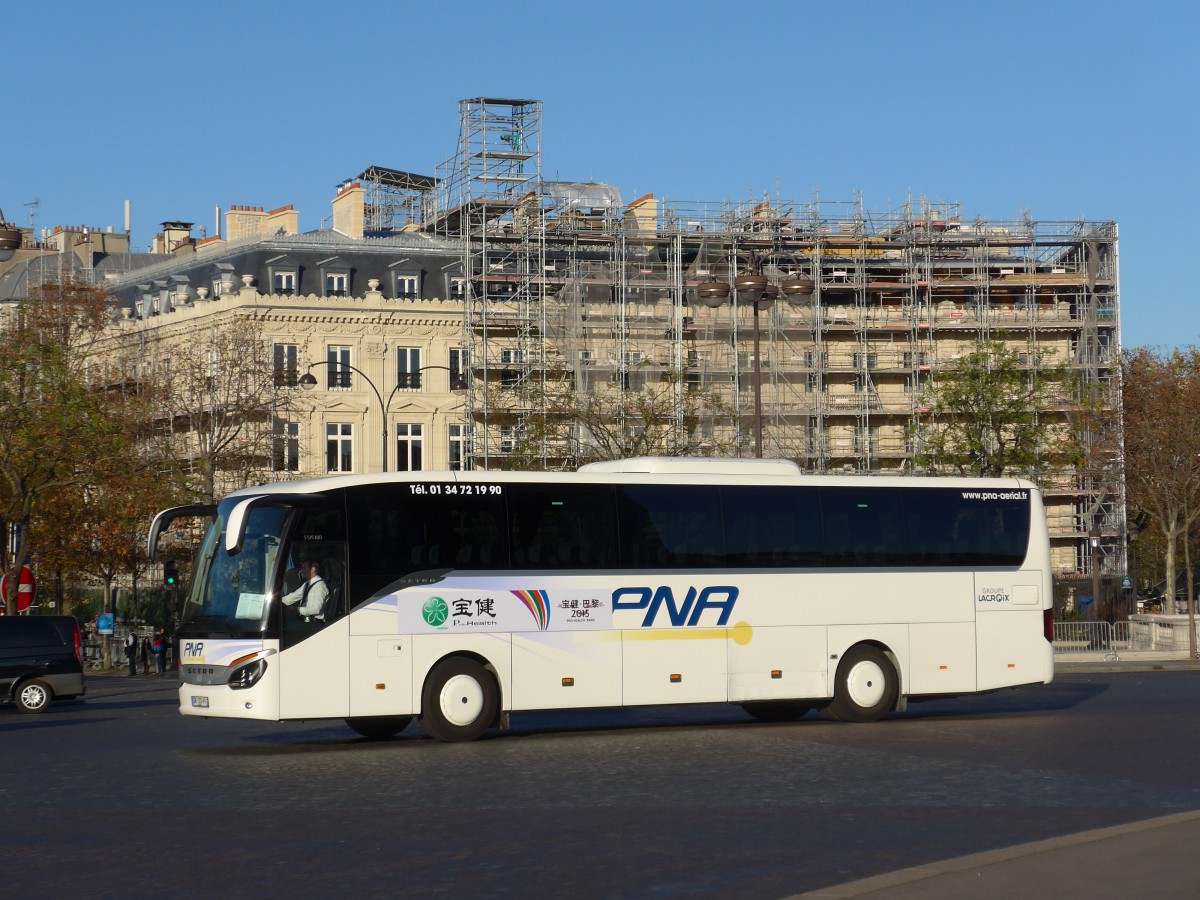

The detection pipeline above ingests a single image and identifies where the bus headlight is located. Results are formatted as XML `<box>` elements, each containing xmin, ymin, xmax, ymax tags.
<box><xmin>228</xmin><ymin>658</ymin><xmax>267</xmax><ymax>690</ymax></box>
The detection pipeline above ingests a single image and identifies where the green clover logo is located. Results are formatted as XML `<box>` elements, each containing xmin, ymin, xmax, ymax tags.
<box><xmin>422</xmin><ymin>596</ymin><xmax>449</xmax><ymax>627</ymax></box>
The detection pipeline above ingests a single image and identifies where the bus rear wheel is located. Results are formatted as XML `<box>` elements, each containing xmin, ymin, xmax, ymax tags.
<box><xmin>741</xmin><ymin>700</ymin><xmax>810</xmax><ymax>722</ymax></box>
<box><xmin>346</xmin><ymin>716</ymin><xmax>413</xmax><ymax>740</ymax></box>
<box><xmin>823</xmin><ymin>645</ymin><xmax>898</xmax><ymax>723</ymax></box>
<box><xmin>421</xmin><ymin>658</ymin><xmax>499</xmax><ymax>743</ymax></box>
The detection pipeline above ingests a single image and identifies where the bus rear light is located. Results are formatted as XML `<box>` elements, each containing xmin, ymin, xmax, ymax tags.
<box><xmin>1043</xmin><ymin>607</ymin><xmax>1055</xmax><ymax>642</ymax></box>
<box><xmin>228</xmin><ymin>658</ymin><xmax>267</xmax><ymax>690</ymax></box>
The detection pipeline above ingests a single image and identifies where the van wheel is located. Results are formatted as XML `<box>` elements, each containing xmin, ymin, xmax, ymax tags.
<box><xmin>741</xmin><ymin>701</ymin><xmax>810</xmax><ymax>722</ymax></box>
<box><xmin>823</xmin><ymin>645</ymin><xmax>898</xmax><ymax>723</ymax></box>
<box><xmin>345</xmin><ymin>716</ymin><xmax>413</xmax><ymax>740</ymax></box>
<box><xmin>15</xmin><ymin>679</ymin><xmax>53</xmax><ymax>714</ymax></box>
<box><xmin>421</xmin><ymin>658</ymin><xmax>498</xmax><ymax>743</ymax></box>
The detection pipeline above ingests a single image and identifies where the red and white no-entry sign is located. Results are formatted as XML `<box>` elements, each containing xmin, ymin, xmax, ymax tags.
<box><xmin>1</xmin><ymin>566</ymin><xmax>37</xmax><ymax>612</ymax></box>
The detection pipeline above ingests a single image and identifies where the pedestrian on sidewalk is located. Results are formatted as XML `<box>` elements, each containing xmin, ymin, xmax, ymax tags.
<box><xmin>153</xmin><ymin>628</ymin><xmax>167</xmax><ymax>674</ymax></box>
<box><xmin>124</xmin><ymin>628</ymin><xmax>138</xmax><ymax>676</ymax></box>
<box><xmin>140</xmin><ymin>632</ymin><xmax>150</xmax><ymax>674</ymax></box>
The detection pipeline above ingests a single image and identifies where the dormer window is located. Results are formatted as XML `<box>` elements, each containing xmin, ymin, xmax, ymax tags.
<box><xmin>325</xmin><ymin>272</ymin><xmax>348</xmax><ymax>297</ymax></box>
<box><xmin>394</xmin><ymin>273</ymin><xmax>419</xmax><ymax>299</ymax></box>
<box><xmin>211</xmin><ymin>263</ymin><xmax>235</xmax><ymax>297</ymax></box>
<box><xmin>267</xmin><ymin>255</ymin><xmax>299</xmax><ymax>296</ymax></box>
<box><xmin>318</xmin><ymin>257</ymin><xmax>351</xmax><ymax>298</ymax></box>
<box><xmin>273</xmin><ymin>271</ymin><xmax>296</xmax><ymax>295</ymax></box>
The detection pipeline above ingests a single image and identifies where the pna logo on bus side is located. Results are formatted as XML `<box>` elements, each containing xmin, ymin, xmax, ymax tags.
<box><xmin>613</xmin><ymin>586</ymin><xmax>738</xmax><ymax>627</ymax></box>
<box><xmin>183</xmin><ymin>641</ymin><xmax>204</xmax><ymax>658</ymax></box>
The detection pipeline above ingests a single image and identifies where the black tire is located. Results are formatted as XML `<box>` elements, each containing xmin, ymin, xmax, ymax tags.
<box><xmin>822</xmin><ymin>645</ymin><xmax>898</xmax><ymax>723</ymax></box>
<box><xmin>741</xmin><ymin>700</ymin><xmax>811</xmax><ymax>722</ymax></box>
<box><xmin>346</xmin><ymin>716</ymin><xmax>413</xmax><ymax>740</ymax></box>
<box><xmin>15</xmin><ymin>678</ymin><xmax>53</xmax><ymax>714</ymax></box>
<box><xmin>420</xmin><ymin>657</ymin><xmax>499</xmax><ymax>743</ymax></box>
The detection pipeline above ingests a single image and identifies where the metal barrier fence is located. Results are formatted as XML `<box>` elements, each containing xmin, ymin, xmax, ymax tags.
<box><xmin>1053</xmin><ymin>621</ymin><xmax>1130</xmax><ymax>654</ymax></box>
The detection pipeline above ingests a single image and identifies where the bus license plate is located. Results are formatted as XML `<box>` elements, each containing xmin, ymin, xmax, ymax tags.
<box><xmin>191</xmin><ymin>696</ymin><xmax>210</xmax><ymax>709</ymax></box>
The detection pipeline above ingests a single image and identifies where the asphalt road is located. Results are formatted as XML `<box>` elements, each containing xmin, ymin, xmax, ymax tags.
<box><xmin>3</xmin><ymin>671</ymin><xmax>1199</xmax><ymax>898</ymax></box>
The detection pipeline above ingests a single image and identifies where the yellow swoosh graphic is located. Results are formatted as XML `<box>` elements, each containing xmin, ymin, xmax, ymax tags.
<box><xmin>616</xmin><ymin>621</ymin><xmax>754</xmax><ymax>646</ymax></box>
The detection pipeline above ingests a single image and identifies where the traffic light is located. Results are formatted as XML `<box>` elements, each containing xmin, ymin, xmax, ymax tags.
<box><xmin>163</xmin><ymin>560</ymin><xmax>179</xmax><ymax>587</ymax></box>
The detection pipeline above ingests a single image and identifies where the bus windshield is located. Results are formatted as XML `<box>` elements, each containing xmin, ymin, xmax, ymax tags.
<box><xmin>180</xmin><ymin>501</ymin><xmax>291</xmax><ymax>635</ymax></box>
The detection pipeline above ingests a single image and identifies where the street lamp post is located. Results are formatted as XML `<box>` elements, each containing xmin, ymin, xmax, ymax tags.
<box><xmin>298</xmin><ymin>362</ymin><xmax>457</xmax><ymax>473</ymax></box>
<box><xmin>299</xmin><ymin>361</ymin><xmax>398</xmax><ymax>472</ymax></box>
<box><xmin>1090</xmin><ymin>531</ymin><xmax>1101</xmax><ymax>621</ymax></box>
<box><xmin>697</xmin><ymin>267</ymin><xmax>811</xmax><ymax>459</ymax></box>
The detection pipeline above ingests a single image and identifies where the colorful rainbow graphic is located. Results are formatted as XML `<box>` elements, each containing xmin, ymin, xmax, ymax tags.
<box><xmin>512</xmin><ymin>589</ymin><xmax>550</xmax><ymax>630</ymax></box>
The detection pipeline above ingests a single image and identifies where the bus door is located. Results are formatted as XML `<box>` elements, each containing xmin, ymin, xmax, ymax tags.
<box><xmin>277</xmin><ymin>503</ymin><xmax>352</xmax><ymax>719</ymax></box>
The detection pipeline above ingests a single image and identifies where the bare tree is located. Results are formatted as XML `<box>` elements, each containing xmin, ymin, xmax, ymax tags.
<box><xmin>137</xmin><ymin>313</ymin><xmax>296</xmax><ymax>503</ymax></box>
<box><xmin>482</xmin><ymin>364</ymin><xmax>742</xmax><ymax>470</ymax></box>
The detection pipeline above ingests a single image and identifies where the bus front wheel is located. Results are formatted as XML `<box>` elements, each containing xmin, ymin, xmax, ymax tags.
<box><xmin>823</xmin><ymin>645</ymin><xmax>898</xmax><ymax>723</ymax></box>
<box><xmin>346</xmin><ymin>716</ymin><xmax>413</xmax><ymax>740</ymax></box>
<box><xmin>421</xmin><ymin>657</ymin><xmax>499</xmax><ymax>742</ymax></box>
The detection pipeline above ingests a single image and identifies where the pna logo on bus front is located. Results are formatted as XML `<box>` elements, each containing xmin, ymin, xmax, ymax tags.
<box><xmin>422</xmin><ymin>596</ymin><xmax>449</xmax><ymax>627</ymax></box>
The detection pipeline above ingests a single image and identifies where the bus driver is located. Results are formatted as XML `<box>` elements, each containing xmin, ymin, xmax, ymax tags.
<box><xmin>281</xmin><ymin>559</ymin><xmax>329</xmax><ymax>622</ymax></box>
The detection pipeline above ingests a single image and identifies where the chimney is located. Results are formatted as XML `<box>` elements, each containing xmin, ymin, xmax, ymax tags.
<box><xmin>331</xmin><ymin>182</ymin><xmax>364</xmax><ymax>239</ymax></box>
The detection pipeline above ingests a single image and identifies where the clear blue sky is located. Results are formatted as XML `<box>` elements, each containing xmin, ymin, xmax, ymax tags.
<box><xmin>3</xmin><ymin>0</ymin><xmax>1196</xmax><ymax>349</ymax></box>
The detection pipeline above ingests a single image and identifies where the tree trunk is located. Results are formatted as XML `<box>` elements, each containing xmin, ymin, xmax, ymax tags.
<box><xmin>1189</xmin><ymin>539</ymin><xmax>1198</xmax><ymax>659</ymax></box>
<box><xmin>101</xmin><ymin>578</ymin><xmax>114</xmax><ymax>669</ymax></box>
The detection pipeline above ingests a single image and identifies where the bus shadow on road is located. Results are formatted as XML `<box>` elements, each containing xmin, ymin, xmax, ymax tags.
<box><xmin>181</xmin><ymin>681</ymin><xmax>1108</xmax><ymax>753</ymax></box>
<box><xmin>898</xmin><ymin>679</ymin><xmax>1108</xmax><ymax>720</ymax></box>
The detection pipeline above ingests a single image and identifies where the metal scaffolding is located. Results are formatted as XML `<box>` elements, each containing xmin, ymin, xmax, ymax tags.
<box><xmin>422</xmin><ymin>99</ymin><xmax>1120</xmax><ymax>585</ymax></box>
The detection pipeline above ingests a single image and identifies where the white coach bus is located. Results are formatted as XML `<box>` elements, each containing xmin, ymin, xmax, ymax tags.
<box><xmin>149</xmin><ymin>458</ymin><xmax>1053</xmax><ymax>742</ymax></box>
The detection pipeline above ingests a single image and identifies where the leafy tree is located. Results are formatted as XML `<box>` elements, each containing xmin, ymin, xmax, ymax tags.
<box><xmin>908</xmin><ymin>339</ymin><xmax>1076</xmax><ymax>479</ymax></box>
<box><xmin>1122</xmin><ymin>346</ymin><xmax>1200</xmax><ymax>654</ymax></box>
<box><xmin>0</xmin><ymin>334</ymin><xmax>126</xmax><ymax>615</ymax></box>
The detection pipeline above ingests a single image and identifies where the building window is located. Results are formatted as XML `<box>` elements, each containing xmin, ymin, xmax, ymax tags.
<box><xmin>273</xmin><ymin>271</ymin><xmax>296</xmax><ymax>295</ymax></box>
<box><xmin>397</xmin><ymin>347</ymin><xmax>422</xmax><ymax>390</ymax></box>
<box><xmin>500</xmin><ymin>425</ymin><xmax>521</xmax><ymax>453</ymax></box>
<box><xmin>326</xmin><ymin>423</ymin><xmax>353</xmax><ymax>473</ymax></box>
<box><xmin>449</xmin><ymin>423</ymin><xmax>471</xmax><ymax>470</ymax></box>
<box><xmin>394</xmin><ymin>273</ymin><xmax>419</xmax><ymax>299</ymax></box>
<box><xmin>501</xmin><ymin>348</ymin><xmax>526</xmax><ymax>365</ymax></box>
<box><xmin>395</xmin><ymin>423</ymin><xmax>424</xmax><ymax>471</ymax></box>
<box><xmin>327</xmin><ymin>346</ymin><xmax>351</xmax><ymax>389</ymax></box>
<box><xmin>273</xmin><ymin>421</ymin><xmax>300</xmax><ymax>472</ymax></box>
<box><xmin>449</xmin><ymin>276</ymin><xmax>465</xmax><ymax>299</ymax></box>
<box><xmin>273</xmin><ymin>343</ymin><xmax>298</xmax><ymax>386</ymax></box>
<box><xmin>449</xmin><ymin>348</ymin><xmax>469</xmax><ymax>390</ymax></box>
<box><xmin>325</xmin><ymin>272</ymin><xmax>348</xmax><ymax>297</ymax></box>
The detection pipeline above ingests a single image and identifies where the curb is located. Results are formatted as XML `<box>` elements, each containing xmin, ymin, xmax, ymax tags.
<box><xmin>793</xmin><ymin>809</ymin><xmax>1200</xmax><ymax>898</ymax></box>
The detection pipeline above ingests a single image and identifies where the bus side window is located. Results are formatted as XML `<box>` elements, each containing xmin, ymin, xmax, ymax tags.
<box><xmin>617</xmin><ymin>485</ymin><xmax>722</xmax><ymax>568</ymax></box>
<box><xmin>507</xmin><ymin>484</ymin><xmax>617</xmax><ymax>570</ymax></box>
<box><xmin>721</xmin><ymin>486</ymin><xmax>822</xmax><ymax>566</ymax></box>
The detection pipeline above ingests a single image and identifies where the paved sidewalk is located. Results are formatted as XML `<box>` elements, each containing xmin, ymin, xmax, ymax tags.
<box><xmin>1054</xmin><ymin>649</ymin><xmax>1200</xmax><ymax>674</ymax></box>
<box><xmin>796</xmin><ymin>810</ymin><xmax>1200</xmax><ymax>898</ymax></box>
